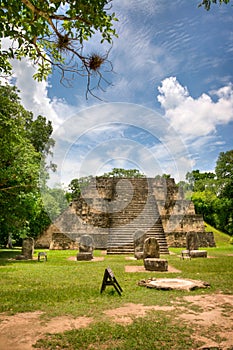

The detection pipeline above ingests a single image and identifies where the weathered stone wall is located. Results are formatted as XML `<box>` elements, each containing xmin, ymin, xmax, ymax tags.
<box><xmin>198</xmin><ymin>231</ymin><xmax>216</xmax><ymax>247</ymax></box>
<box><xmin>50</xmin><ymin>232</ymin><xmax>79</xmax><ymax>250</ymax></box>
<box><xmin>35</xmin><ymin>204</ymin><xmax>82</xmax><ymax>248</ymax></box>
<box><xmin>166</xmin><ymin>231</ymin><xmax>216</xmax><ymax>248</ymax></box>
<box><xmin>162</xmin><ymin>214</ymin><xmax>205</xmax><ymax>234</ymax></box>
<box><xmin>35</xmin><ymin>223</ymin><xmax>59</xmax><ymax>248</ymax></box>
<box><xmin>74</xmin><ymin>197</ymin><xmax>110</xmax><ymax>227</ymax></box>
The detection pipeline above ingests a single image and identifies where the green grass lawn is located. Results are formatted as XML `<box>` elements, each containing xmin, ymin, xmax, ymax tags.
<box><xmin>0</xmin><ymin>226</ymin><xmax>232</xmax><ymax>349</ymax></box>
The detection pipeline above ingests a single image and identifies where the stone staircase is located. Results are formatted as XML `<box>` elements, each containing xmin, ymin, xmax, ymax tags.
<box><xmin>107</xmin><ymin>178</ymin><xmax>169</xmax><ymax>255</ymax></box>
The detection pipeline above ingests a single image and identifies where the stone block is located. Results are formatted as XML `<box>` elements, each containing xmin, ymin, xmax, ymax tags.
<box><xmin>143</xmin><ymin>258</ymin><xmax>168</xmax><ymax>271</ymax></box>
<box><xmin>190</xmin><ymin>250</ymin><xmax>207</xmax><ymax>258</ymax></box>
<box><xmin>76</xmin><ymin>252</ymin><xmax>93</xmax><ymax>261</ymax></box>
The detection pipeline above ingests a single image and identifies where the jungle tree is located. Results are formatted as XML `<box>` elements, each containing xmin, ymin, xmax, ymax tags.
<box><xmin>0</xmin><ymin>84</ymin><xmax>54</xmax><ymax>245</ymax></box>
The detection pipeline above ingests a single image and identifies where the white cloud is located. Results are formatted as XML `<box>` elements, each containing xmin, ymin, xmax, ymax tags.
<box><xmin>157</xmin><ymin>77</ymin><xmax>189</xmax><ymax>110</ymax></box>
<box><xmin>3</xmin><ymin>53</ymin><xmax>82</xmax><ymax>131</ymax></box>
<box><xmin>157</xmin><ymin>77</ymin><xmax>233</xmax><ymax>139</ymax></box>
<box><xmin>46</xmin><ymin>102</ymin><xmax>193</xmax><ymax>186</ymax></box>
<box><xmin>11</xmin><ymin>58</ymin><xmax>67</xmax><ymax>129</ymax></box>
<box><xmin>0</xmin><ymin>38</ymin><xmax>81</xmax><ymax>130</ymax></box>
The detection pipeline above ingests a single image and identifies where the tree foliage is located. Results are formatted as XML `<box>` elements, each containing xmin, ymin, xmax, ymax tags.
<box><xmin>185</xmin><ymin>170</ymin><xmax>215</xmax><ymax>192</ymax></box>
<box><xmin>68</xmin><ymin>175</ymin><xmax>94</xmax><ymax>200</ymax></box>
<box><xmin>155</xmin><ymin>174</ymin><xmax>171</xmax><ymax>180</ymax></box>
<box><xmin>199</xmin><ymin>0</ymin><xmax>231</xmax><ymax>10</ymax></box>
<box><xmin>182</xmin><ymin>150</ymin><xmax>233</xmax><ymax>236</ymax></box>
<box><xmin>0</xmin><ymin>84</ymin><xmax>54</xmax><ymax>245</ymax></box>
<box><xmin>0</xmin><ymin>0</ymin><xmax>118</xmax><ymax>99</ymax></box>
<box><xmin>215</xmin><ymin>150</ymin><xmax>233</xmax><ymax>198</ymax></box>
<box><xmin>102</xmin><ymin>168</ymin><xmax>145</xmax><ymax>178</ymax></box>
<box><xmin>42</xmin><ymin>187</ymin><xmax>68</xmax><ymax>220</ymax></box>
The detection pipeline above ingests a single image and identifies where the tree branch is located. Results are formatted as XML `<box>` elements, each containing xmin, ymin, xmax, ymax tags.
<box><xmin>20</xmin><ymin>0</ymin><xmax>49</xmax><ymax>19</ymax></box>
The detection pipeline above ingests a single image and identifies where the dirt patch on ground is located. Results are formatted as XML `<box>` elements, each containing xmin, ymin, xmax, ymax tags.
<box><xmin>179</xmin><ymin>294</ymin><xmax>233</xmax><ymax>349</ymax></box>
<box><xmin>104</xmin><ymin>303</ymin><xmax>175</xmax><ymax>324</ymax></box>
<box><xmin>0</xmin><ymin>313</ymin><xmax>93</xmax><ymax>350</ymax></box>
<box><xmin>104</xmin><ymin>294</ymin><xmax>233</xmax><ymax>349</ymax></box>
<box><xmin>0</xmin><ymin>293</ymin><xmax>232</xmax><ymax>350</ymax></box>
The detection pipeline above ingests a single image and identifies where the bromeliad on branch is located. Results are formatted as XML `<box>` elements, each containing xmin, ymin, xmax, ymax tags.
<box><xmin>0</xmin><ymin>0</ymin><xmax>118</xmax><ymax>99</ymax></box>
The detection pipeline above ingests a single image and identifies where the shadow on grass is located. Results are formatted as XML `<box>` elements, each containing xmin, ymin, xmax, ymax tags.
<box><xmin>0</xmin><ymin>249</ymin><xmax>20</xmax><ymax>265</ymax></box>
<box><xmin>0</xmin><ymin>249</ymin><xmax>38</xmax><ymax>266</ymax></box>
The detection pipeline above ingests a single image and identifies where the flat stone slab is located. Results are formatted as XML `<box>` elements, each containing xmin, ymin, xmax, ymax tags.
<box><xmin>138</xmin><ymin>278</ymin><xmax>210</xmax><ymax>291</ymax></box>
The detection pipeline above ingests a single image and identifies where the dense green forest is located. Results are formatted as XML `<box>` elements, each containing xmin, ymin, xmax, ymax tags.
<box><xmin>0</xmin><ymin>85</ymin><xmax>56</xmax><ymax>246</ymax></box>
<box><xmin>178</xmin><ymin>150</ymin><xmax>233</xmax><ymax>236</ymax></box>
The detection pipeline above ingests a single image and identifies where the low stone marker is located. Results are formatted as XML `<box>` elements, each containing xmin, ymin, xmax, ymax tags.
<box><xmin>190</xmin><ymin>250</ymin><xmax>207</xmax><ymax>258</ymax></box>
<box><xmin>143</xmin><ymin>237</ymin><xmax>168</xmax><ymax>271</ymax></box>
<box><xmin>76</xmin><ymin>235</ymin><xmax>94</xmax><ymax>261</ymax></box>
<box><xmin>38</xmin><ymin>252</ymin><xmax>47</xmax><ymax>261</ymax></box>
<box><xmin>180</xmin><ymin>250</ymin><xmax>191</xmax><ymax>260</ymax></box>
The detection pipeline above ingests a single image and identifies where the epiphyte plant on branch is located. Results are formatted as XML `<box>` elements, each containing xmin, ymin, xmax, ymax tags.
<box><xmin>198</xmin><ymin>0</ymin><xmax>231</xmax><ymax>10</ymax></box>
<box><xmin>0</xmin><ymin>0</ymin><xmax>118</xmax><ymax>99</ymax></box>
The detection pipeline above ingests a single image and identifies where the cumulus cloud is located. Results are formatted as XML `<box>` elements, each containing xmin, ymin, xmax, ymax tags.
<box><xmin>157</xmin><ymin>77</ymin><xmax>233</xmax><ymax>139</ymax></box>
<box><xmin>11</xmin><ymin>58</ymin><xmax>75</xmax><ymax>130</ymax></box>
<box><xmin>1</xmin><ymin>38</ymin><xmax>81</xmax><ymax>130</ymax></box>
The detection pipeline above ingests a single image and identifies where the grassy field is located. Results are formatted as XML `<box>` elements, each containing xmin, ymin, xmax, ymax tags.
<box><xmin>0</xmin><ymin>225</ymin><xmax>232</xmax><ymax>349</ymax></box>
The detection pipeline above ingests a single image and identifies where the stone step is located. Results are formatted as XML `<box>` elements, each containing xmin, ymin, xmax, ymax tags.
<box><xmin>107</xmin><ymin>240</ymin><xmax>169</xmax><ymax>254</ymax></box>
<box><xmin>107</xmin><ymin>251</ymin><xmax>133</xmax><ymax>255</ymax></box>
<box><xmin>102</xmin><ymin>179</ymin><xmax>169</xmax><ymax>255</ymax></box>
<box><xmin>108</xmin><ymin>228</ymin><xmax>167</xmax><ymax>236</ymax></box>
<box><xmin>107</xmin><ymin>247</ymin><xmax>169</xmax><ymax>254</ymax></box>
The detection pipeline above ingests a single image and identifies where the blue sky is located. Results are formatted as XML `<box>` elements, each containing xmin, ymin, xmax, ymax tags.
<box><xmin>5</xmin><ymin>0</ymin><xmax>233</xmax><ymax>187</ymax></box>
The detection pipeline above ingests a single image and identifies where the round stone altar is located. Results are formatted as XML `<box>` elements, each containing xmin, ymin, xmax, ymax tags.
<box><xmin>138</xmin><ymin>278</ymin><xmax>210</xmax><ymax>291</ymax></box>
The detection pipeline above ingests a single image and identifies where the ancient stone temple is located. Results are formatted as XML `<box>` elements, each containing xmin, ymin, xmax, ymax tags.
<box><xmin>36</xmin><ymin>177</ymin><xmax>215</xmax><ymax>253</ymax></box>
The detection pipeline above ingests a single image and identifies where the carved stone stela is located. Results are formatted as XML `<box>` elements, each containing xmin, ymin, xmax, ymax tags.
<box><xmin>143</xmin><ymin>237</ymin><xmax>168</xmax><ymax>272</ymax></box>
<box><xmin>76</xmin><ymin>235</ymin><xmax>94</xmax><ymax>261</ymax></box>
